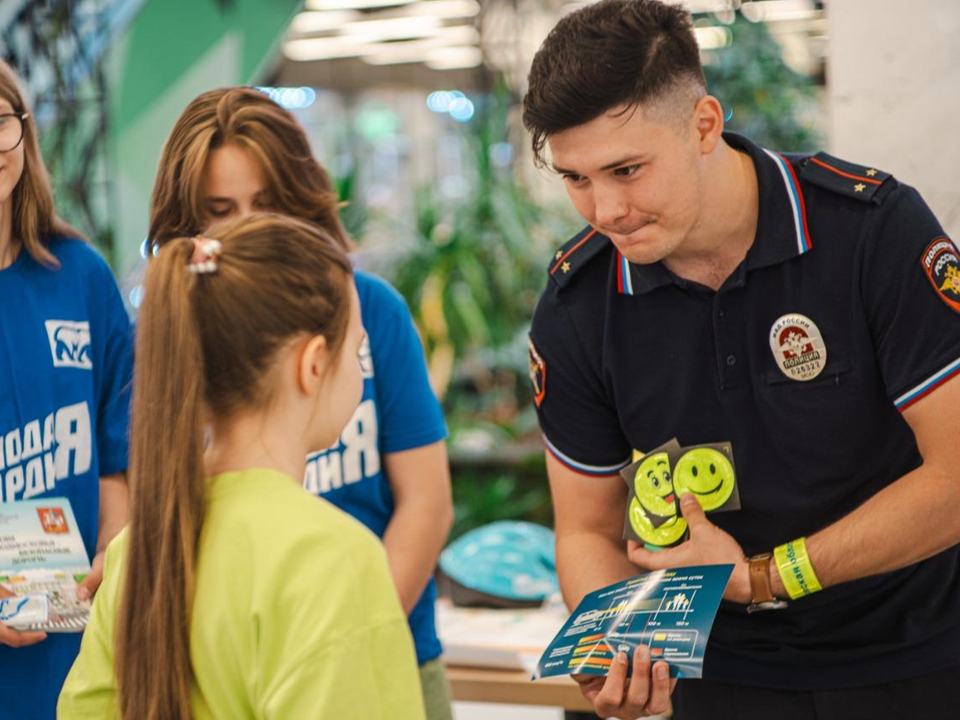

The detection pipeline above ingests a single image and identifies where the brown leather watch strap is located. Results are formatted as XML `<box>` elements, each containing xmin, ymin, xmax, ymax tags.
<box><xmin>748</xmin><ymin>553</ymin><xmax>777</xmax><ymax>604</ymax></box>
<box><xmin>746</xmin><ymin>553</ymin><xmax>788</xmax><ymax>612</ymax></box>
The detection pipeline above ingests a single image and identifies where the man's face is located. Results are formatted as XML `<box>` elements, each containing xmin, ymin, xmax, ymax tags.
<box><xmin>548</xmin><ymin>103</ymin><xmax>705</xmax><ymax>265</ymax></box>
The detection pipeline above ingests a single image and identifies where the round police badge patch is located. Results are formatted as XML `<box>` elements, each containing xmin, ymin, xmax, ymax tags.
<box><xmin>769</xmin><ymin>314</ymin><xmax>827</xmax><ymax>381</ymax></box>
<box><xmin>921</xmin><ymin>237</ymin><xmax>960</xmax><ymax>314</ymax></box>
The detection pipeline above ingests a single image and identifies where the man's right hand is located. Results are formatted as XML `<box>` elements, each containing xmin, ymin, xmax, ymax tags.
<box><xmin>573</xmin><ymin>644</ymin><xmax>676</xmax><ymax>719</ymax></box>
<box><xmin>0</xmin><ymin>584</ymin><xmax>47</xmax><ymax>648</ymax></box>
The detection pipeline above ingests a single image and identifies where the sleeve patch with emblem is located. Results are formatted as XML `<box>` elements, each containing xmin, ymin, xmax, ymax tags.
<box><xmin>921</xmin><ymin>237</ymin><xmax>960</xmax><ymax>313</ymax></box>
<box><xmin>528</xmin><ymin>336</ymin><xmax>546</xmax><ymax>407</ymax></box>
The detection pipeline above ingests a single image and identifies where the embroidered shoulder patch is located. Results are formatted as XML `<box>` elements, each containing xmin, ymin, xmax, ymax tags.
<box><xmin>922</xmin><ymin>237</ymin><xmax>960</xmax><ymax>313</ymax></box>
<box><xmin>800</xmin><ymin>152</ymin><xmax>893</xmax><ymax>203</ymax></box>
<box><xmin>548</xmin><ymin>226</ymin><xmax>606</xmax><ymax>287</ymax></box>
<box><xmin>528</xmin><ymin>336</ymin><xmax>546</xmax><ymax>407</ymax></box>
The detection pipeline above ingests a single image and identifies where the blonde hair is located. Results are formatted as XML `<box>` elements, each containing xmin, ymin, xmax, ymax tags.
<box><xmin>116</xmin><ymin>214</ymin><xmax>353</xmax><ymax>719</ymax></box>
<box><xmin>0</xmin><ymin>59</ymin><xmax>84</xmax><ymax>266</ymax></box>
<box><xmin>149</xmin><ymin>87</ymin><xmax>350</xmax><ymax>253</ymax></box>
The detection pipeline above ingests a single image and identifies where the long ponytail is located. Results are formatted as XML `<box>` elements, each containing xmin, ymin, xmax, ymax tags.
<box><xmin>114</xmin><ymin>214</ymin><xmax>353</xmax><ymax>719</ymax></box>
<box><xmin>116</xmin><ymin>238</ymin><xmax>207</xmax><ymax>719</ymax></box>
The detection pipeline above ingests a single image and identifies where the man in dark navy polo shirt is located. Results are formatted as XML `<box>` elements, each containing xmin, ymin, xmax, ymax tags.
<box><xmin>522</xmin><ymin>1</ymin><xmax>960</xmax><ymax>719</ymax></box>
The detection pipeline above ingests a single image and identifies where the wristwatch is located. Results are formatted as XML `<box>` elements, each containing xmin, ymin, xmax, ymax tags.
<box><xmin>746</xmin><ymin>553</ymin><xmax>789</xmax><ymax>614</ymax></box>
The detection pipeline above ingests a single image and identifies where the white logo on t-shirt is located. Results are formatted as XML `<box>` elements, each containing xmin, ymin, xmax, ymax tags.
<box><xmin>45</xmin><ymin>320</ymin><xmax>93</xmax><ymax>370</ymax></box>
<box><xmin>359</xmin><ymin>336</ymin><xmax>374</xmax><ymax>379</ymax></box>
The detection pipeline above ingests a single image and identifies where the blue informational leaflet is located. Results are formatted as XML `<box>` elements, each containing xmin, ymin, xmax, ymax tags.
<box><xmin>0</xmin><ymin>497</ymin><xmax>92</xmax><ymax>632</ymax></box>
<box><xmin>534</xmin><ymin>564</ymin><xmax>733</xmax><ymax>680</ymax></box>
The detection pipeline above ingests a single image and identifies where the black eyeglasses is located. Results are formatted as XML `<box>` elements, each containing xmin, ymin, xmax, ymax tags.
<box><xmin>0</xmin><ymin>112</ymin><xmax>29</xmax><ymax>153</ymax></box>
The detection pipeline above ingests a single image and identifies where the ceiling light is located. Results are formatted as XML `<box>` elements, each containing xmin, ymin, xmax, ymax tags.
<box><xmin>360</xmin><ymin>25</ymin><xmax>480</xmax><ymax>64</ymax></box>
<box><xmin>290</xmin><ymin>11</ymin><xmax>360</xmax><ymax>34</ymax></box>
<box><xmin>341</xmin><ymin>15</ymin><xmax>442</xmax><ymax>41</ymax></box>
<box><xmin>683</xmin><ymin>1</ymin><xmax>738</xmax><ymax>12</ymax></box>
<box><xmin>306</xmin><ymin>0</ymin><xmax>417</xmax><ymax>10</ymax></box>
<box><xmin>741</xmin><ymin>1</ymin><xmax>817</xmax><ymax>23</ymax></box>
<box><xmin>694</xmin><ymin>26</ymin><xmax>733</xmax><ymax>49</ymax></box>
<box><xmin>284</xmin><ymin>36</ymin><xmax>372</xmax><ymax>61</ymax></box>
<box><xmin>411</xmin><ymin>0</ymin><xmax>480</xmax><ymax>19</ymax></box>
<box><xmin>425</xmin><ymin>46</ymin><xmax>483</xmax><ymax>70</ymax></box>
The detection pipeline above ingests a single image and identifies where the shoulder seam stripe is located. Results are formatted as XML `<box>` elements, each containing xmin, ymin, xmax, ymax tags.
<box><xmin>894</xmin><ymin>356</ymin><xmax>960</xmax><ymax>412</ymax></box>
<box><xmin>551</xmin><ymin>228</ymin><xmax>598</xmax><ymax>275</ymax></box>
<box><xmin>809</xmin><ymin>157</ymin><xmax>883</xmax><ymax>186</ymax></box>
<box><xmin>617</xmin><ymin>251</ymin><xmax>634</xmax><ymax>295</ymax></box>
<box><xmin>542</xmin><ymin>434</ymin><xmax>630</xmax><ymax>476</ymax></box>
<box><xmin>764</xmin><ymin>149</ymin><xmax>813</xmax><ymax>253</ymax></box>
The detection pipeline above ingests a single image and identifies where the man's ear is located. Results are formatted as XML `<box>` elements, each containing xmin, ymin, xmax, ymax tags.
<box><xmin>692</xmin><ymin>95</ymin><xmax>724</xmax><ymax>154</ymax></box>
<box><xmin>297</xmin><ymin>335</ymin><xmax>329</xmax><ymax>396</ymax></box>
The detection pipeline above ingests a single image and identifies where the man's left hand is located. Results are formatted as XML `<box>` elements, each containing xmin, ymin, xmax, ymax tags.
<box><xmin>77</xmin><ymin>551</ymin><xmax>105</xmax><ymax>601</ymax></box>
<box><xmin>627</xmin><ymin>492</ymin><xmax>750</xmax><ymax>603</ymax></box>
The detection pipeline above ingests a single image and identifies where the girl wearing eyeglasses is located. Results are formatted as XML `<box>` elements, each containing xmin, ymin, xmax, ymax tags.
<box><xmin>0</xmin><ymin>58</ymin><xmax>132</xmax><ymax>720</ymax></box>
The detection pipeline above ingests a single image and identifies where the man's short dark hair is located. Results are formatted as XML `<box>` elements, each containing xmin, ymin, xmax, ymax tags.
<box><xmin>522</xmin><ymin>0</ymin><xmax>706</xmax><ymax>166</ymax></box>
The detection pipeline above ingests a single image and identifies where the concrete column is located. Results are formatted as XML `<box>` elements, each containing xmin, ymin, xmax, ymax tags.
<box><xmin>827</xmin><ymin>0</ymin><xmax>960</xmax><ymax>236</ymax></box>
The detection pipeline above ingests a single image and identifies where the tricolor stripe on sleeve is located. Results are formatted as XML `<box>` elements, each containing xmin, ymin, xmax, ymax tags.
<box><xmin>894</xmin><ymin>356</ymin><xmax>960</xmax><ymax>412</ymax></box>
<box><xmin>542</xmin><ymin>434</ymin><xmax>631</xmax><ymax>477</ymax></box>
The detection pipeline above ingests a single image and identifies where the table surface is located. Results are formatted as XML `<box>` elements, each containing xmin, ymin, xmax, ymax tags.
<box><xmin>445</xmin><ymin>663</ymin><xmax>595</xmax><ymax>712</ymax></box>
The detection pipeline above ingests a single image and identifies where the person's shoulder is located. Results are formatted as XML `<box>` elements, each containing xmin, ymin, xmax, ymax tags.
<box><xmin>234</xmin><ymin>477</ymin><xmax>388</xmax><ymax>597</ymax></box>
<box><xmin>94</xmin><ymin>526</ymin><xmax>130</xmax><ymax>601</ymax></box>
<box><xmin>792</xmin><ymin>151</ymin><xmax>899</xmax><ymax>207</ymax></box>
<box><xmin>354</xmin><ymin>269</ymin><xmax>407</xmax><ymax>312</ymax></box>
<box><xmin>210</xmin><ymin>470</ymin><xmax>381</xmax><ymax>559</ymax></box>
<box><xmin>543</xmin><ymin>225</ymin><xmax>613</xmax><ymax>294</ymax></box>
<box><xmin>103</xmin><ymin>526</ymin><xmax>130</xmax><ymax>566</ymax></box>
<box><xmin>47</xmin><ymin>236</ymin><xmax>112</xmax><ymax>273</ymax></box>
<box><xmin>46</xmin><ymin>236</ymin><xmax>123</xmax><ymax>297</ymax></box>
<box><xmin>353</xmin><ymin>270</ymin><xmax>418</xmax><ymax>356</ymax></box>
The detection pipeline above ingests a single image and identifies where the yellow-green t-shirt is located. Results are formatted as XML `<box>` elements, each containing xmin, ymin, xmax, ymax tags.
<box><xmin>58</xmin><ymin>468</ymin><xmax>426</xmax><ymax>719</ymax></box>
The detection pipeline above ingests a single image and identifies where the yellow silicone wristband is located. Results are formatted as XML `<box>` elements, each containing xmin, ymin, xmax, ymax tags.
<box><xmin>774</xmin><ymin>537</ymin><xmax>822</xmax><ymax>600</ymax></box>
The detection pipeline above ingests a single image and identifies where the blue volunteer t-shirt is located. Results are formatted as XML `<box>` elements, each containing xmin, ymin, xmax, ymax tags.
<box><xmin>304</xmin><ymin>271</ymin><xmax>447</xmax><ymax>666</ymax></box>
<box><xmin>0</xmin><ymin>238</ymin><xmax>132</xmax><ymax>720</ymax></box>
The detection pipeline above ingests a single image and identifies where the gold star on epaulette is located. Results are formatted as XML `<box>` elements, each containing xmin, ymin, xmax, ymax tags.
<box><xmin>555</xmin><ymin>250</ymin><xmax>563</xmax><ymax>260</ymax></box>
<box><xmin>865</xmin><ymin>169</ymin><xmax>878</xmax><ymax>177</ymax></box>
<box><xmin>561</xmin><ymin>261</ymin><xmax>571</xmax><ymax>273</ymax></box>
<box><xmin>854</xmin><ymin>183</ymin><xmax>866</xmax><ymax>193</ymax></box>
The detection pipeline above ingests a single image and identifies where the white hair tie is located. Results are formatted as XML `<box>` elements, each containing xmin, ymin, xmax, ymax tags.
<box><xmin>187</xmin><ymin>237</ymin><xmax>222</xmax><ymax>274</ymax></box>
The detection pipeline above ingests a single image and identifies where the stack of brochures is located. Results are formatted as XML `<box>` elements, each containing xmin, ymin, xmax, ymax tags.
<box><xmin>0</xmin><ymin>498</ymin><xmax>91</xmax><ymax>633</ymax></box>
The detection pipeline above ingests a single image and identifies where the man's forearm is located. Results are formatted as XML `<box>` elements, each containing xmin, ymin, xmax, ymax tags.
<box><xmin>557</xmin><ymin>531</ymin><xmax>638</xmax><ymax>610</ymax></box>
<box><xmin>771</xmin><ymin>462</ymin><xmax>960</xmax><ymax>597</ymax></box>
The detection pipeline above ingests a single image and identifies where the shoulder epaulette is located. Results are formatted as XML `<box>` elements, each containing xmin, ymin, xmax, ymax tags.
<box><xmin>547</xmin><ymin>226</ymin><xmax>607</xmax><ymax>287</ymax></box>
<box><xmin>800</xmin><ymin>152</ymin><xmax>895</xmax><ymax>204</ymax></box>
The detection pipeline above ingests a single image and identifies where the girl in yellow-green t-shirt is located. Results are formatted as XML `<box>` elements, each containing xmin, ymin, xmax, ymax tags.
<box><xmin>58</xmin><ymin>215</ymin><xmax>426</xmax><ymax>720</ymax></box>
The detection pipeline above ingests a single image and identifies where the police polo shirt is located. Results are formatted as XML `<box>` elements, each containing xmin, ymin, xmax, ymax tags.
<box><xmin>529</xmin><ymin>132</ymin><xmax>960</xmax><ymax>690</ymax></box>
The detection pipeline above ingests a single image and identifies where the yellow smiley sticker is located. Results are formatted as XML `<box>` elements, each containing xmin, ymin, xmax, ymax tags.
<box><xmin>672</xmin><ymin>447</ymin><xmax>736</xmax><ymax>512</ymax></box>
